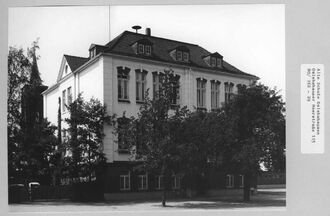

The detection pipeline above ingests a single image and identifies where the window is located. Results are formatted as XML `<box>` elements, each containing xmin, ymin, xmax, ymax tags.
<box><xmin>156</xmin><ymin>175</ymin><xmax>164</xmax><ymax>190</ymax></box>
<box><xmin>138</xmin><ymin>173</ymin><xmax>148</xmax><ymax>190</ymax></box>
<box><xmin>211</xmin><ymin>81</ymin><xmax>220</xmax><ymax>110</ymax></box>
<box><xmin>117</xmin><ymin>117</ymin><xmax>130</xmax><ymax>152</ymax></box>
<box><xmin>237</xmin><ymin>84</ymin><xmax>247</xmax><ymax>94</ymax></box>
<box><xmin>117</xmin><ymin>67</ymin><xmax>130</xmax><ymax>101</ymax></box>
<box><xmin>62</xmin><ymin>90</ymin><xmax>66</xmax><ymax>112</ymax></box>
<box><xmin>145</xmin><ymin>45</ymin><xmax>151</xmax><ymax>55</ymax></box>
<box><xmin>226</xmin><ymin>174</ymin><xmax>234</xmax><ymax>188</ymax></box>
<box><xmin>65</xmin><ymin>65</ymin><xmax>68</xmax><ymax>74</ymax></box>
<box><xmin>210</xmin><ymin>57</ymin><xmax>216</xmax><ymax>67</ymax></box>
<box><xmin>197</xmin><ymin>78</ymin><xmax>207</xmax><ymax>108</ymax></box>
<box><xmin>153</xmin><ymin>72</ymin><xmax>162</xmax><ymax>99</ymax></box>
<box><xmin>176</xmin><ymin>51</ymin><xmax>182</xmax><ymax>61</ymax></box>
<box><xmin>216</xmin><ymin>58</ymin><xmax>222</xmax><ymax>67</ymax></box>
<box><xmin>239</xmin><ymin>175</ymin><xmax>244</xmax><ymax>188</ymax></box>
<box><xmin>183</xmin><ymin>52</ymin><xmax>189</xmax><ymax>62</ymax></box>
<box><xmin>172</xmin><ymin>174</ymin><xmax>181</xmax><ymax>189</ymax></box>
<box><xmin>67</xmin><ymin>87</ymin><xmax>72</xmax><ymax>105</ymax></box>
<box><xmin>138</xmin><ymin>44</ymin><xmax>144</xmax><ymax>54</ymax></box>
<box><xmin>136</xmin><ymin>69</ymin><xmax>147</xmax><ymax>102</ymax></box>
<box><xmin>171</xmin><ymin>75</ymin><xmax>180</xmax><ymax>105</ymax></box>
<box><xmin>120</xmin><ymin>171</ymin><xmax>130</xmax><ymax>191</ymax></box>
<box><xmin>225</xmin><ymin>82</ymin><xmax>234</xmax><ymax>104</ymax></box>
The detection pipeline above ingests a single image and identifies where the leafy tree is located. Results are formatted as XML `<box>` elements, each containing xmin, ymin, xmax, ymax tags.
<box><xmin>8</xmin><ymin>40</ymin><xmax>59</xmax><ymax>185</ymax></box>
<box><xmin>7</xmin><ymin>46</ymin><xmax>31</xmax><ymax>182</ymax></box>
<box><xmin>64</xmin><ymin>94</ymin><xmax>112</xmax><ymax>182</ymax></box>
<box><xmin>119</xmin><ymin>69</ymin><xmax>189</xmax><ymax>207</ymax></box>
<box><xmin>223</xmin><ymin>83</ymin><xmax>285</xmax><ymax>201</ymax></box>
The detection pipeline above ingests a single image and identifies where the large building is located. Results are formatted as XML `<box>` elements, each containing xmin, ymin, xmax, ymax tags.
<box><xmin>42</xmin><ymin>27</ymin><xmax>258</xmax><ymax>198</ymax></box>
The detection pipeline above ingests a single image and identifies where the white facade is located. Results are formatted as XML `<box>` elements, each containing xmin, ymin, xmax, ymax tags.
<box><xmin>43</xmin><ymin>46</ymin><xmax>256</xmax><ymax>164</ymax></box>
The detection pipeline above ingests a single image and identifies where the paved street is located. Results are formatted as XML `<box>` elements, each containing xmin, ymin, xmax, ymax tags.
<box><xmin>9</xmin><ymin>188</ymin><xmax>285</xmax><ymax>212</ymax></box>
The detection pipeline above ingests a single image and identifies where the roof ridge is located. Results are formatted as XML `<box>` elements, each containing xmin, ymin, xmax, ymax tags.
<box><xmin>64</xmin><ymin>54</ymin><xmax>89</xmax><ymax>59</ymax></box>
<box><xmin>123</xmin><ymin>30</ymin><xmax>200</xmax><ymax>47</ymax></box>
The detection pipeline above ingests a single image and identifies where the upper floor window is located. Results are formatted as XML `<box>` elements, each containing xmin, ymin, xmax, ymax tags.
<box><xmin>67</xmin><ymin>86</ymin><xmax>72</xmax><ymax>105</ymax></box>
<box><xmin>237</xmin><ymin>84</ymin><xmax>247</xmax><ymax>94</ymax></box>
<box><xmin>138</xmin><ymin>44</ymin><xmax>144</xmax><ymax>54</ymax></box>
<box><xmin>152</xmin><ymin>72</ymin><xmax>163</xmax><ymax>99</ymax></box>
<box><xmin>197</xmin><ymin>78</ymin><xmax>207</xmax><ymax>109</ymax></box>
<box><xmin>225</xmin><ymin>82</ymin><xmax>234</xmax><ymax>104</ymax></box>
<box><xmin>170</xmin><ymin>75</ymin><xmax>180</xmax><ymax>105</ymax></box>
<box><xmin>136</xmin><ymin>69</ymin><xmax>148</xmax><ymax>102</ymax></box>
<box><xmin>62</xmin><ymin>89</ymin><xmax>66</xmax><ymax>112</ymax></box>
<box><xmin>211</xmin><ymin>80</ymin><xmax>220</xmax><ymax>110</ymax></box>
<box><xmin>117</xmin><ymin>67</ymin><xmax>130</xmax><ymax>101</ymax></box>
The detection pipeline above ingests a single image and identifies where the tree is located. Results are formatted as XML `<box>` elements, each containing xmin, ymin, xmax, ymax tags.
<box><xmin>8</xmin><ymin>40</ymin><xmax>59</xmax><ymax>185</ymax></box>
<box><xmin>119</xmin><ymin>69</ymin><xmax>189</xmax><ymax>206</ymax></box>
<box><xmin>64</xmin><ymin>94</ymin><xmax>112</xmax><ymax>182</ymax></box>
<box><xmin>223</xmin><ymin>83</ymin><xmax>285</xmax><ymax>201</ymax></box>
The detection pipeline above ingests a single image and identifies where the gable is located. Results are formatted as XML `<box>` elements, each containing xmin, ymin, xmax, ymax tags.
<box><xmin>56</xmin><ymin>55</ymin><xmax>89</xmax><ymax>82</ymax></box>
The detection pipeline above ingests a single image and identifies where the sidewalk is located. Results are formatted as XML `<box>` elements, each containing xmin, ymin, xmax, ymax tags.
<box><xmin>9</xmin><ymin>187</ymin><xmax>286</xmax><ymax>212</ymax></box>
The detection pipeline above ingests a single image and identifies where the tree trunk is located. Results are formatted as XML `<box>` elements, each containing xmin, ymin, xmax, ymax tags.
<box><xmin>162</xmin><ymin>189</ymin><xmax>166</xmax><ymax>207</ymax></box>
<box><xmin>243</xmin><ymin>172</ymin><xmax>251</xmax><ymax>202</ymax></box>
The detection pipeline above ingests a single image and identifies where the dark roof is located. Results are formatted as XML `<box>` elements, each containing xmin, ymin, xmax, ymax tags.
<box><xmin>65</xmin><ymin>31</ymin><xmax>258</xmax><ymax>79</ymax></box>
<box><xmin>64</xmin><ymin>54</ymin><xmax>89</xmax><ymax>72</ymax></box>
<box><xmin>101</xmin><ymin>31</ymin><xmax>257</xmax><ymax>78</ymax></box>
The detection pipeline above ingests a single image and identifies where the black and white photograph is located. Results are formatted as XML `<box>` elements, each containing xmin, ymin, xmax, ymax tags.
<box><xmin>7</xmin><ymin>4</ymin><xmax>286</xmax><ymax>213</ymax></box>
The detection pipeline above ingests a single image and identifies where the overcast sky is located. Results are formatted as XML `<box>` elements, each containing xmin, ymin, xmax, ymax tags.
<box><xmin>9</xmin><ymin>5</ymin><xmax>285</xmax><ymax>98</ymax></box>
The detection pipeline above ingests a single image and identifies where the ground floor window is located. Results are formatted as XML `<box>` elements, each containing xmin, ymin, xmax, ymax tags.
<box><xmin>138</xmin><ymin>173</ymin><xmax>148</xmax><ymax>190</ymax></box>
<box><xmin>120</xmin><ymin>172</ymin><xmax>130</xmax><ymax>191</ymax></box>
<box><xmin>226</xmin><ymin>174</ymin><xmax>234</xmax><ymax>188</ymax></box>
<box><xmin>239</xmin><ymin>175</ymin><xmax>244</xmax><ymax>188</ymax></box>
<box><xmin>172</xmin><ymin>174</ymin><xmax>181</xmax><ymax>189</ymax></box>
<box><xmin>156</xmin><ymin>175</ymin><xmax>164</xmax><ymax>190</ymax></box>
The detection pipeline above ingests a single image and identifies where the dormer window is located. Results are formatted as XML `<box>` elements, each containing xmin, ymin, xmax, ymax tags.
<box><xmin>134</xmin><ymin>39</ymin><xmax>153</xmax><ymax>56</ymax></box>
<box><xmin>138</xmin><ymin>44</ymin><xmax>144</xmax><ymax>54</ymax></box>
<box><xmin>172</xmin><ymin>46</ymin><xmax>189</xmax><ymax>62</ymax></box>
<box><xmin>183</xmin><ymin>52</ymin><xmax>189</xmax><ymax>62</ymax></box>
<box><xmin>176</xmin><ymin>51</ymin><xmax>183</xmax><ymax>61</ymax></box>
<box><xmin>145</xmin><ymin>45</ymin><xmax>151</xmax><ymax>55</ymax></box>
<box><xmin>204</xmin><ymin>52</ymin><xmax>223</xmax><ymax>68</ymax></box>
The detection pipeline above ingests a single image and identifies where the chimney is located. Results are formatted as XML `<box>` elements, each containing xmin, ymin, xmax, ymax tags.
<box><xmin>145</xmin><ymin>28</ymin><xmax>151</xmax><ymax>36</ymax></box>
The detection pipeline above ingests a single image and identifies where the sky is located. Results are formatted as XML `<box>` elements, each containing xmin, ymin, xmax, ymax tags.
<box><xmin>8</xmin><ymin>5</ymin><xmax>285</xmax><ymax>98</ymax></box>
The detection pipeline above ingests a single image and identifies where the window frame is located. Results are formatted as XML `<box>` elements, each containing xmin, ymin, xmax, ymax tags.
<box><xmin>145</xmin><ymin>45</ymin><xmax>151</xmax><ymax>55</ymax></box>
<box><xmin>226</xmin><ymin>174</ymin><xmax>235</xmax><ymax>188</ymax></box>
<box><xmin>117</xmin><ymin>67</ymin><xmax>130</xmax><ymax>101</ymax></box>
<box><xmin>67</xmin><ymin>86</ymin><xmax>72</xmax><ymax>105</ymax></box>
<box><xmin>138</xmin><ymin>172</ymin><xmax>148</xmax><ymax>190</ymax></box>
<box><xmin>117</xmin><ymin>117</ymin><xmax>130</xmax><ymax>152</ymax></box>
<box><xmin>138</xmin><ymin>43</ymin><xmax>145</xmax><ymax>54</ymax></box>
<box><xmin>197</xmin><ymin>78</ymin><xmax>207</xmax><ymax>109</ymax></box>
<box><xmin>211</xmin><ymin>81</ymin><xmax>220</xmax><ymax>110</ymax></box>
<box><xmin>156</xmin><ymin>175</ymin><xmax>164</xmax><ymax>190</ymax></box>
<box><xmin>183</xmin><ymin>52</ymin><xmax>189</xmax><ymax>62</ymax></box>
<box><xmin>135</xmin><ymin>69</ymin><xmax>147</xmax><ymax>102</ymax></box>
<box><xmin>62</xmin><ymin>89</ymin><xmax>66</xmax><ymax>112</ymax></box>
<box><xmin>120</xmin><ymin>172</ymin><xmax>131</xmax><ymax>191</ymax></box>
<box><xmin>239</xmin><ymin>175</ymin><xmax>244</xmax><ymax>188</ymax></box>
<box><xmin>176</xmin><ymin>50</ymin><xmax>183</xmax><ymax>61</ymax></box>
<box><xmin>172</xmin><ymin>174</ymin><xmax>181</xmax><ymax>190</ymax></box>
